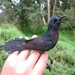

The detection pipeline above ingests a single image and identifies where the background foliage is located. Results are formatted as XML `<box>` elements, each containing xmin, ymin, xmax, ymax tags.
<box><xmin>0</xmin><ymin>0</ymin><xmax>75</xmax><ymax>75</ymax></box>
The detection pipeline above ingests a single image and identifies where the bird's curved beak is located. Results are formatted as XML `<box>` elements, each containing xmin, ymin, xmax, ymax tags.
<box><xmin>58</xmin><ymin>15</ymin><xmax>73</xmax><ymax>29</ymax></box>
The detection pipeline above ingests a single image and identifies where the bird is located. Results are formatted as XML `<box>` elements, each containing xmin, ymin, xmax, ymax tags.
<box><xmin>0</xmin><ymin>15</ymin><xmax>72</xmax><ymax>54</ymax></box>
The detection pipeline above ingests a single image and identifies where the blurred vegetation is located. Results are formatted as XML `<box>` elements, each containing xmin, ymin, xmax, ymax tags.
<box><xmin>0</xmin><ymin>0</ymin><xmax>75</xmax><ymax>75</ymax></box>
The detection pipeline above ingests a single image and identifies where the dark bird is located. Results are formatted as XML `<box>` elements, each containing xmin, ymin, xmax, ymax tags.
<box><xmin>0</xmin><ymin>15</ymin><xmax>72</xmax><ymax>54</ymax></box>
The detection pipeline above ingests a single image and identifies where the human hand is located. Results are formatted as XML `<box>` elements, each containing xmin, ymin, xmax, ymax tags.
<box><xmin>1</xmin><ymin>50</ymin><xmax>48</xmax><ymax>75</ymax></box>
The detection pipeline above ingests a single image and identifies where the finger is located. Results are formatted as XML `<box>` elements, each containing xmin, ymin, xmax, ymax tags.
<box><xmin>25</xmin><ymin>51</ymin><xmax>41</xmax><ymax>69</ymax></box>
<box><xmin>5</xmin><ymin>51</ymin><xmax>19</xmax><ymax>67</ymax></box>
<box><xmin>16</xmin><ymin>50</ymin><xmax>31</xmax><ymax>62</ymax></box>
<box><xmin>6</xmin><ymin>51</ymin><xmax>19</xmax><ymax>62</ymax></box>
<box><xmin>32</xmin><ymin>52</ymin><xmax>48</xmax><ymax>75</ymax></box>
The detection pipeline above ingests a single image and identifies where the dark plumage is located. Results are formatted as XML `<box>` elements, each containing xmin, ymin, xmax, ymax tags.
<box><xmin>0</xmin><ymin>15</ymin><xmax>72</xmax><ymax>53</ymax></box>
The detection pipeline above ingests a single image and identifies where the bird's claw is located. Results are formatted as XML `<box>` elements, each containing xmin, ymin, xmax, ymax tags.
<box><xmin>46</xmin><ymin>64</ymin><xmax>51</xmax><ymax>71</ymax></box>
<box><xmin>46</xmin><ymin>57</ymin><xmax>54</xmax><ymax>71</ymax></box>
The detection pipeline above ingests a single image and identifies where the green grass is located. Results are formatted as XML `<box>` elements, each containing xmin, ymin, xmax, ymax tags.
<box><xmin>0</xmin><ymin>23</ymin><xmax>75</xmax><ymax>75</ymax></box>
<box><xmin>0</xmin><ymin>24</ymin><xmax>25</xmax><ymax>44</ymax></box>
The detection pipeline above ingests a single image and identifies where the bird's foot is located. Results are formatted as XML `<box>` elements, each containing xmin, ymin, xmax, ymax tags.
<box><xmin>46</xmin><ymin>57</ymin><xmax>54</xmax><ymax>71</ymax></box>
<box><xmin>46</xmin><ymin>64</ymin><xmax>51</xmax><ymax>71</ymax></box>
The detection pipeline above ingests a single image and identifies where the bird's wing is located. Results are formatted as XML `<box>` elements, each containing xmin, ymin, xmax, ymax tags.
<box><xmin>21</xmin><ymin>37</ymin><xmax>52</xmax><ymax>52</ymax></box>
<box><xmin>0</xmin><ymin>37</ymin><xmax>52</xmax><ymax>53</ymax></box>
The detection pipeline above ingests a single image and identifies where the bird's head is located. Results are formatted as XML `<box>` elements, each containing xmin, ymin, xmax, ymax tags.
<box><xmin>48</xmin><ymin>15</ymin><xmax>72</xmax><ymax>30</ymax></box>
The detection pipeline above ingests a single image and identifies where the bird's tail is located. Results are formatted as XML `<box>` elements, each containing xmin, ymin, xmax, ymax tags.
<box><xmin>0</xmin><ymin>38</ymin><xmax>27</xmax><ymax>53</ymax></box>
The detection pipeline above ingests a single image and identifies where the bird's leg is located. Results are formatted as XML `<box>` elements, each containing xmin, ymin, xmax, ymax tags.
<box><xmin>46</xmin><ymin>57</ymin><xmax>54</xmax><ymax>71</ymax></box>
